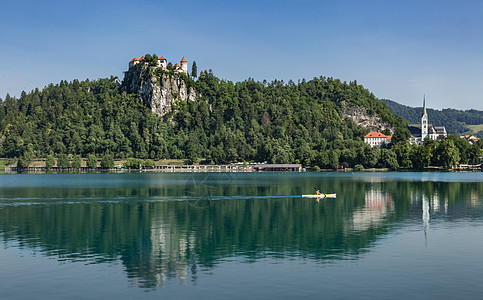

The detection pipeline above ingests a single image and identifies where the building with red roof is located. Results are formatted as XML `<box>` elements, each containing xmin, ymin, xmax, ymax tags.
<box><xmin>180</xmin><ymin>57</ymin><xmax>188</xmax><ymax>73</ymax></box>
<box><xmin>157</xmin><ymin>56</ymin><xmax>167</xmax><ymax>68</ymax></box>
<box><xmin>364</xmin><ymin>131</ymin><xmax>392</xmax><ymax>147</ymax></box>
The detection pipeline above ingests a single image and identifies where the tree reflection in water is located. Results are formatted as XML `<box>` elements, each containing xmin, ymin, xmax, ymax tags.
<box><xmin>0</xmin><ymin>173</ymin><xmax>481</xmax><ymax>288</ymax></box>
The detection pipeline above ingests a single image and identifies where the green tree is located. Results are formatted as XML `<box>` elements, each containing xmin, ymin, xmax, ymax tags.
<box><xmin>328</xmin><ymin>149</ymin><xmax>340</xmax><ymax>169</ymax></box>
<box><xmin>380</xmin><ymin>148</ymin><xmax>398</xmax><ymax>170</ymax></box>
<box><xmin>435</xmin><ymin>139</ymin><xmax>460</xmax><ymax>169</ymax></box>
<box><xmin>390</xmin><ymin>126</ymin><xmax>411</xmax><ymax>145</ymax></box>
<box><xmin>411</xmin><ymin>145</ymin><xmax>432</xmax><ymax>169</ymax></box>
<box><xmin>124</xmin><ymin>158</ymin><xmax>143</xmax><ymax>169</ymax></box>
<box><xmin>467</xmin><ymin>143</ymin><xmax>483</xmax><ymax>164</ymax></box>
<box><xmin>363</xmin><ymin>146</ymin><xmax>380</xmax><ymax>168</ymax></box>
<box><xmin>57</xmin><ymin>153</ymin><xmax>70</xmax><ymax>169</ymax></box>
<box><xmin>72</xmin><ymin>155</ymin><xmax>82</xmax><ymax>169</ymax></box>
<box><xmin>45</xmin><ymin>155</ymin><xmax>55</xmax><ymax>170</ymax></box>
<box><xmin>191</xmin><ymin>61</ymin><xmax>197</xmax><ymax>79</ymax></box>
<box><xmin>381</xmin><ymin>128</ymin><xmax>391</xmax><ymax>136</ymax></box>
<box><xmin>100</xmin><ymin>153</ymin><xmax>114</xmax><ymax>169</ymax></box>
<box><xmin>86</xmin><ymin>154</ymin><xmax>97</xmax><ymax>169</ymax></box>
<box><xmin>17</xmin><ymin>146</ymin><xmax>34</xmax><ymax>170</ymax></box>
<box><xmin>144</xmin><ymin>159</ymin><xmax>155</xmax><ymax>168</ymax></box>
<box><xmin>393</xmin><ymin>142</ymin><xmax>413</xmax><ymax>169</ymax></box>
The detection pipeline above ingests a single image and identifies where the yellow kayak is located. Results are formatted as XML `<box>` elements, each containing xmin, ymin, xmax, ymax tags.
<box><xmin>302</xmin><ymin>194</ymin><xmax>336</xmax><ymax>198</ymax></box>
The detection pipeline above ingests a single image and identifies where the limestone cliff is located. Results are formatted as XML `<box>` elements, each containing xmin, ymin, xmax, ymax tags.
<box><xmin>122</xmin><ymin>63</ymin><xmax>196</xmax><ymax>117</ymax></box>
<box><xmin>341</xmin><ymin>103</ymin><xmax>394</xmax><ymax>134</ymax></box>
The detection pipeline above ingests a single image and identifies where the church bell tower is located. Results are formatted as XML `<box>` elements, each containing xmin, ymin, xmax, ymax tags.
<box><xmin>421</xmin><ymin>95</ymin><xmax>428</xmax><ymax>140</ymax></box>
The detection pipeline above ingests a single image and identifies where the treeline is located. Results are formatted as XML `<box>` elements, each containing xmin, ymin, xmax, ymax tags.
<box><xmin>0</xmin><ymin>71</ymin><xmax>481</xmax><ymax>170</ymax></box>
<box><xmin>382</xmin><ymin>99</ymin><xmax>483</xmax><ymax>136</ymax></box>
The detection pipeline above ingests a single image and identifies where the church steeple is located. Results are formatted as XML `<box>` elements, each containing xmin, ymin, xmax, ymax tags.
<box><xmin>421</xmin><ymin>95</ymin><xmax>428</xmax><ymax>140</ymax></box>
<box><xmin>422</xmin><ymin>94</ymin><xmax>427</xmax><ymax>118</ymax></box>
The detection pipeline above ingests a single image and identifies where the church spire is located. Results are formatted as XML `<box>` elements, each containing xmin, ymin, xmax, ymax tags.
<box><xmin>421</xmin><ymin>95</ymin><xmax>428</xmax><ymax>140</ymax></box>
<box><xmin>422</xmin><ymin>94</ymin><xmax>427</xmax><ymax>117</ymax></box>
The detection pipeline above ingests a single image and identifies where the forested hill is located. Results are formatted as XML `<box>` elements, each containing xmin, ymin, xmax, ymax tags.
<box><xmin>0</xmin><ymin>72</ymin><xmax>411</xmax><ymax>168</ymax></box>
<box><xmin>382</xmin><ymin>99</ymin><xmax>483</xmax><ymax>136</ymax></box>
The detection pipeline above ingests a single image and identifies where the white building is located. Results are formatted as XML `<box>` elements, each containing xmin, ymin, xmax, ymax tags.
<box><xmin>408</xmin><ymin>97</ymin><xmax>447</xmax><ymax>145</ymax></box>
<box><xmin>364</xmin><ymin>131</ymin><xmax>392</xmax><ymax>147</ymax></box>
<box><xmin>180</xmin><ymin>57</ymin><xmax>188</xmax><ymax>74</ymax></box>
<box><xmin>157</xmin><ymin>56</ymin><xmax>167</xmax><ymax>69</ymax></box>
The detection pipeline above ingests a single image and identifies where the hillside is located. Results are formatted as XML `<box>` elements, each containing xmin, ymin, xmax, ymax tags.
<box><xmin>0</xmin><ymin>64</ymin><xmax>409</xmax><ymax>168</ymax></box>
<box><xmin>1</xmin><ymin>57</ymin><xmax>481</xmax><ymax>170</ymax></box>
<box><xmin>382</xmin><ymin>99</ymin><xmax>483</xmax><ymax>137</ymax></box>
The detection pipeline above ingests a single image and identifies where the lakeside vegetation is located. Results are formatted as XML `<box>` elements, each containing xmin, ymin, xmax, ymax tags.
<box><xmin>0</xmin><ymin>65</ymin><xmax>482</xmax><ymax>171</ymax></box>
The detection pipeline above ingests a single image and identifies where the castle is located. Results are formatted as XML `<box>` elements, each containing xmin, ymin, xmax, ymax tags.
<box><xmin>408</xmin><ymin>96</ymin><xmax>447</xmax><ymax>144</ymax></box>
<box><xmin>129</xmin><ymin>55</ymin><xmax>188</xmax><ymax>74</ymax></box>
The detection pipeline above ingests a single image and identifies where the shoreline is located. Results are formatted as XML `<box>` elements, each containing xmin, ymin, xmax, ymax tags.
<box><xmin>2</xmin><ymin>167</ymin><xmax>481</xmax><ymax>175</ymax></box>
<box><xmin>2</xmin><ymin>158</ymin><xmax>481</xmax><ymax>174</ymax></box>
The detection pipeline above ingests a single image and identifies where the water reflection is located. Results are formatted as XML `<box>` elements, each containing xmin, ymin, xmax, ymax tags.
<box><xmin>350</xmin><ymin>187</ymin><xmax>394</xmax><ymax>232</ymax></box>
<box><xmin>0</xmin><ymin>173</ymin><xmax>482</xmax><ymax>288</ymax></box>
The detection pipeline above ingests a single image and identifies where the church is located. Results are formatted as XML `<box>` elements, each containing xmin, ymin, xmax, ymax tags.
<box><xmin>408</xmin><ymin>97</ymin><xmax>447</xmax><ymax>145</ymax></box>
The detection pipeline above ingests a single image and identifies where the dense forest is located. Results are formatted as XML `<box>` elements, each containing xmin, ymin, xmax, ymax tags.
<box><xmin>0</xmin><ymin>64</ymin><xmax>482</xmax><ymax>170</ymax></box>
<box><xmin>382</xmin><ymin>99</ymin><xmax>483</xmax><ymax>136</ymax></box>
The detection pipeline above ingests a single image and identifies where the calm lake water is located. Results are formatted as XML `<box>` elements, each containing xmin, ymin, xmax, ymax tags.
<box><xmin>0</xmin><ymin>172</ymin><xmax>482</xmax><ymax>299</ymax></box>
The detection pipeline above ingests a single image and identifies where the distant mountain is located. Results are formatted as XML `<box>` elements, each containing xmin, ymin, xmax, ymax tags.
<box><xmin>381</xmin><ymin>99</ymin><xmax>483</xmax><ymax>137</ymax></box>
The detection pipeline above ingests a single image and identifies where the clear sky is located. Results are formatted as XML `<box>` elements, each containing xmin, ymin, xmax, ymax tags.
<box><xmin>1</xmin><ymin>0</ymin><xmax>482</xmax><ymax>110</ymax></box>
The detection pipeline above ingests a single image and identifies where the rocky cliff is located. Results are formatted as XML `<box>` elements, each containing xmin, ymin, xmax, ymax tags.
<box><xmin>122</xmin><ymin>63</ymin><xmax>196</xmax><ymax>117</ymax></box>
<box><xmin>342</xmin><ymin>104</ymin><xmax>394</xmax><ymax>134</ymax></box>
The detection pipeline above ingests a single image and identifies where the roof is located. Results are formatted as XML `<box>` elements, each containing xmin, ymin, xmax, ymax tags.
<box><xmin>364</xmin><ymin>131</ymin><xmax>390</xmax><ymax>139</ymax></box>
<box><xmin>180</xmin><ymin>57</ymin><xmax>187</xmax><ymax>62</ymax></box>
<box><xmin>158</xmin><ymin>56</ymin><xmax>166</xmax><ymax>60</ymax></box>
<box><xmin>433</xmin><ymin>126</ymin><xmax>447</xmax><ymax>134</ymax></box>
<box><xmin>130</xmin><ymin>57</ymin><xmax>142</xmax><ymax>63</ymax></box>
<box><xmin>408</xmin><ymin>124</ymin><xmax>422</xmax><ymax>136</ymax></box>
<box><xmin>173</xmin><ymin>63</ymin><xmax>180</xmax><ymax>68</ymax></box>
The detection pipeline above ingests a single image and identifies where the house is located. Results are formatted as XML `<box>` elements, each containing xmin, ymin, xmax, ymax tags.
<box><xmin>459</xmin><ymin>135</ymin><xmax>480</xmax><ymax>145</ymax></box>
<box><xmin>364</xmin><ymin>131</ymin><xmax>392</xmax><ymax>147</ymax></box>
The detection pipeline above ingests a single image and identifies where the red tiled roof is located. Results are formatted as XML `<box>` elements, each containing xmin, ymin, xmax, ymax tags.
<box><xmin>173</xmin><ymin>63</ymin><xmax>180</xmax><ymax>68</ymax></box>
<box><xmin>180</xmin><ymin>57</ymin><xmax>187</xmax><ymax>62</ymax></box>
<box><xmin>158</xmin><ymin>56</ymin><xmax>166</xmax><ymax>60</ymax></box>
<box><xmin>130</xmin><ymin>57</ymin><xmax>142</xmax><ymax>62</ymax></box>
<box><xmin>364</xmin><ymin>131</ymin><xmax>390</xmax><ymax>138</ymax></box>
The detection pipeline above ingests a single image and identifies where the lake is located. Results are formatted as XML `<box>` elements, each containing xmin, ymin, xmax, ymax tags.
<box><xmin>0</xmin><ymin>172</ymin><xmax>482</xmax><ymax>299</ymax></box>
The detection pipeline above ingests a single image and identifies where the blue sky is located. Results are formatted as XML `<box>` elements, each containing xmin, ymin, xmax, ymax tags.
<box><xmin>1</xmin><ymin>0</ymin><xmax>482</xmax><ymax>110</ymax></box>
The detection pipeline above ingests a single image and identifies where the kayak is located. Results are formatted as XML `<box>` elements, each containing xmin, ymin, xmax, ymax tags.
<box><xmin>302</xmin><ymin>194</ymin><xmax>336</xmax><ymax>198</ymax></box>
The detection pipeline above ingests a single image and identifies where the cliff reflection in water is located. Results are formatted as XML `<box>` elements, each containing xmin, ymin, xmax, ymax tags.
<box><xmin>0</xmin><ymin>173</ymin><xmax>482</xmax><ymax>288</ymax></box>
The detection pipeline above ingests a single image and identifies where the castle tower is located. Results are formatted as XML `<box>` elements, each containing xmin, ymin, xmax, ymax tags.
<box><xmin>158</xmin><ymin>56</ymin><xmax>167</xmax><ymax>69</ymax></box>
<box><xmin>421</xmin><ymin>95</ymin><xmax>428</xmax><ymax>140</ymax></box>
<box><xmin>180</xmin><ymin>57</ymin><xmax>188</xmax><ymax>74</ymax></box>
